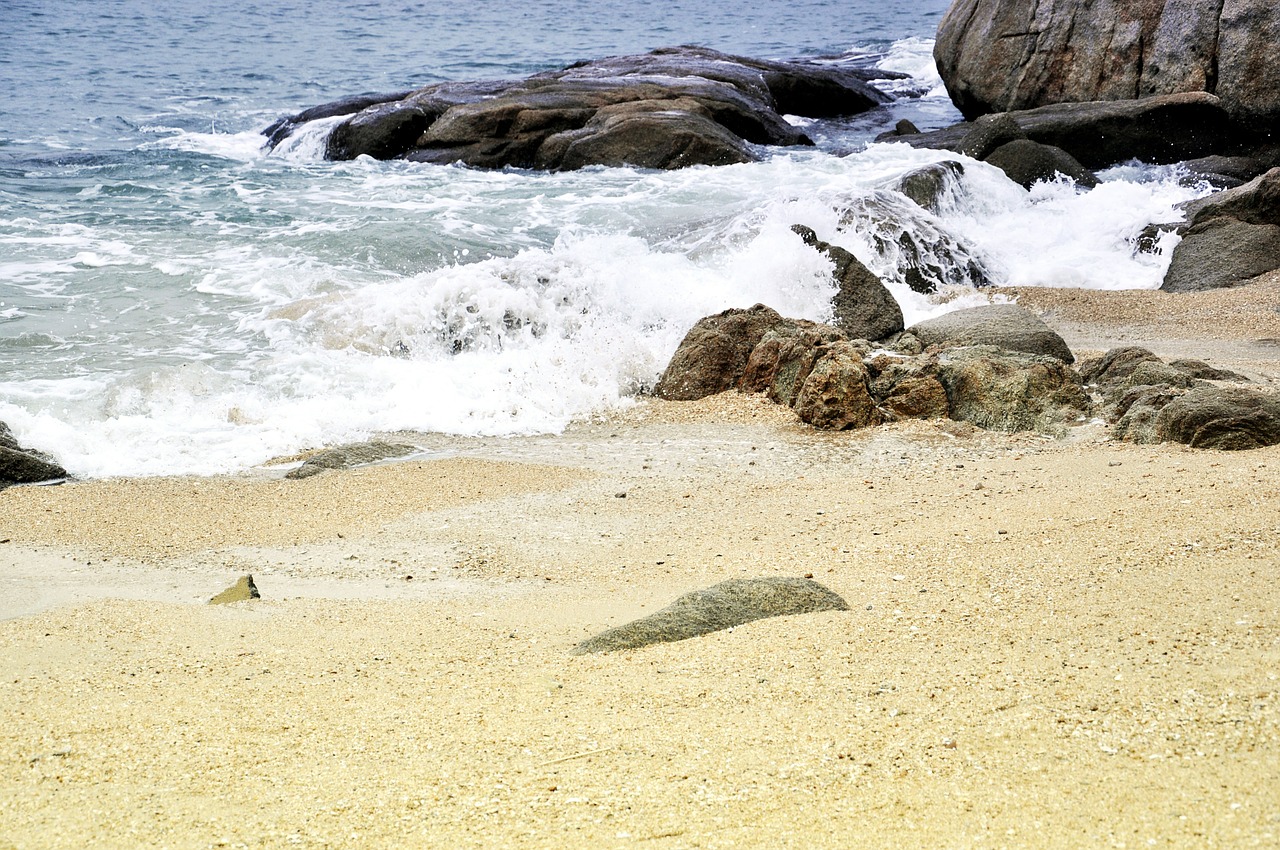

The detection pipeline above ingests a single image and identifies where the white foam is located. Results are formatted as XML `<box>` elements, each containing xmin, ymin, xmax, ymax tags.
<box><xmin>0</xmin><ymin>124</ymin><xmax>1212</xmax><ymax>477</ymax></box>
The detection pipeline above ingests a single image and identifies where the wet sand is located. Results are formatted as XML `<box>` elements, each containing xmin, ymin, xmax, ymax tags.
<box><xmin>2</xmin><ymin>282</ymin><xmax>1279</xmax><ymax>848</ymax></box>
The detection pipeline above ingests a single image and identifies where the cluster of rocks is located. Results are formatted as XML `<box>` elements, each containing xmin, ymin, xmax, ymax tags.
<box><xmin>654</xmin><ymin>301</ymin><xmax>1090</xmax><ymax>436</ymax></box>
<box><xmin>1082</xmin><ymin>347</ymin><xmax>1280</xmax><ymax>450</ymax></box>
<box><xmin>655</xmin><ymin>241</ymin><xmax>1280</xmax><ymax>450</ymax></box>
<box><xmin>0</xmin><ymin>422</ymin><xmax>66</xmax><ymax>490</ymax></box>
<box><xmin>264</xmin><ymin>46</ymin><xmax>896</xmax><ymax>171</ymax></box>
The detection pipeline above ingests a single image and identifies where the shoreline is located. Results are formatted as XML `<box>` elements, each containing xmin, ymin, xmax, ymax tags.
<box><xmin>3</xmin><ymin>282</ymin><xmax>1280</xmax><ymax>847</ymax></box>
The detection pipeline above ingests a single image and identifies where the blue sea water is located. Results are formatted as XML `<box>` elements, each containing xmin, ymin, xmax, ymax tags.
<box><xmin>0</xmin><ymin>0</ymin><xmax>1200</xmax><ymax>476</ymax></box>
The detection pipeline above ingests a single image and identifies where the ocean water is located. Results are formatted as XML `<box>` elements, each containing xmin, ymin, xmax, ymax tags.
<box><xmin>1</xmin><ymin>0</ymin><xmax>1206</xmax><ymax>477</ymax></box>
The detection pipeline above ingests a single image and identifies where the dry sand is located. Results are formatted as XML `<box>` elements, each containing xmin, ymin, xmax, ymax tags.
<box><xmin>2</xmin><ymin>282</ymin><xmax>1280</xmax><ymax>849</ymax></box>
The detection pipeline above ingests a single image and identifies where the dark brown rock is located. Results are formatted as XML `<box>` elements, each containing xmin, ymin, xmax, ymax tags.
<box><xmin>983</xmin><ymin>139</ymin><xmax>1099</xmax><ymax>189</ymax></box>
<box><xmin>896</xmin><ymin>93</ymin><xmax>1234</xmax><ymax>170</ymax></box>
<box><xmin>792</xmin><ymin>341</ymin><xmax>882</xmax><ymax>431</ymax></box>
<box><xmin>653</xmin><ymin>305</ymin><xmax>785</xmax><ymax>401</ymax></box>
<box><xmin>0</xmin><ymin>423</ymin><xmax>67</xmax><ymax>488</ymax></box>
<box><xmin>267</xmin><ymin>46</ymin><xmax>893</xmax><ymax>171</ymax></box>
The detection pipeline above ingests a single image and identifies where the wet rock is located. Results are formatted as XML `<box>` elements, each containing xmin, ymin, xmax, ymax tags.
<box><xmin>983</xmin><ymin>139</ymin><xmax>1098</xmax><ymax>189</ymax></box>
<box><xmin>957</xmin><ymin>112</ymin><xmax>1027</xmax><ymax>160</ymax></box>
<box><xmin>571</xmin><ymin>577</ymin><xmax>850</xmax><ymax>654</ymax></box>
<box><xmin>837</xmin><ymin>190</ymin><xmax>995</xmax><ymax>293</ymax></box>
<box><xmin>0</xmin><ymin>422</ymin><xmax>67</xmax><ymax>488</ymax></box>
<box><xmin>268</xmin><ymin>46</ymin><xmax>893</xmax><ymax>171</ymax></box>
<box><xmin>790</xmin><ymin>225</ymin><xmax>903</xmax><ymax>341</ymax></box>
<box><xmin>909</xmin><ymin>304</ymin><xmax>1074</xmax><ymax>363</ymax></box>
<box><xmin>654</xmin><ymin>304</ymin><xmax>786</xmax><ymax>401</ymax></box>
<box><xmin>286</xmin><ymin>441</ymin><xmax>417</xmax><ymax>480</ymax></box>
<box><xmin>894</xmin><ymin>161</ymin><xmax>966</xmax><ymax>214</ymax></box>
<box><xmin>793</xmin><ymin>341</ymin><xmax>882</xmax><ymax>431</ymax></box>
<box><xmin>936</xmin><ymin>346</ymin><xmax>1091</xmax><ymax>433</ymax></box>
<box><xmin>209</xmin><ymin>575</ymin><xmax>261</xmax><ymax>605</ymax></box>
<box><xmin>1154</xmin><ymin>386</ymin><xmax>1280</xmax><ymax>450</ymax></box>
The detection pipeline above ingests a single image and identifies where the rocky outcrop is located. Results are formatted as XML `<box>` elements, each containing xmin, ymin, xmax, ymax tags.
<box><xmin>1079</xmin><ymin>346</ymin><xmax>1279</xmax><ymax>449</ymax></box>
<box><xmin>908</xmin><ymin>304</ymin><xmax>1075</xmax><ymax>363</ymax></box>
<box><xmin>792</xmin><ymin>341</ymin><xmax>883</xmax><ymax>431</ymax></box>
<box><xmin>265</xmin><ymin>47</ymin><xmax>894</xmax><ymax>171</ymax></box>
<box><xmin>1154</xmin><ymin>168</ymin><xmax>1280</xmax><ymax>291</ymax></box>
<box><xmin>0</xmin><ymin>422</ymin><xmax>67</xmax><ymax>489</ymax></box>
<box><xmin>285</xmin><ymin>441</ymin><xmax>417</xmax><ymax>479</ymax></box>
<box><xmin>571</xmin><ymin>577</ymin><xmax>850</xmax><ymax>654</ymax></box>
<box><xmin>658</xmin><ymin>305</ymin><xmax>1090</xmax><ymax>434</ymax></box>
<box><xmin>790</xmin><ymin>225</ymin><xmax>904</xmax><ymax>341</ymax></box>
<box><xmin>934</xmin><ymin>0</ymin><xmax>1280</xmax><ymax>128</ymax></box>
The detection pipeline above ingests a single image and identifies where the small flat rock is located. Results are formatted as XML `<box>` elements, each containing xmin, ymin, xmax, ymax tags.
<box><xmin>571</xmin><ymin>577</ymin><xmax>850</xmax><ymax>655</ymax></box>
<box><xmin>209</xmin><ymin>575</ymin><xmax>261</xmax><ymax>605</ymax></box>
<box><xmin>285</xmin><ymin>441</ymin><xmax>417</xmax><ymax>479</ymax></box>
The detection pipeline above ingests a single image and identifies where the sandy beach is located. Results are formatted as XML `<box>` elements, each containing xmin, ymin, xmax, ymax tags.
<box><xmin>3</xmin><ymin>280</ymin><xmax>1280</xmax><ymax>849</ymax></box>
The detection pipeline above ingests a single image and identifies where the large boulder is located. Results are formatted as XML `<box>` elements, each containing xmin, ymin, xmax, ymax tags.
<box><xmin>936</xmin><ymin>346</ymin><xmax>1091</xmax><ymax>432</ymax></box>
<box><xmin>267</xmin><ymin>46</ymin><xmax>893</xmax><ymax>171</ymax></box>
<box><xmin>571</xmin><ymin>577</ymin><xmax>850</xmax><ymax>654</ymax></box>
<box><xmin>934</xmin><ymin>0</ymin><xmax>1280</xmax><ymax>128</ymax></box>
<box><xmin>894</xmin><ymin>161</ymin><xmax>967</xmax><ymax>213</ymax></box>
<box><xmin>1154</xmin><ymin>386</ymin><xmax>1280</xmax><ymax>450</ymax></box>
<box><xmin>908</xmin><ymin>304</ymin><xmax>1075</xmax><ymax>363</ymax></box>
<box><xmin>0</xmin><ymin>422</ymin><xmax>67</xmax><ymax>489</ymax></box>
<box><xmin>654</xmin><ymin>305</ymin><xmax>786</xmax><ymax>401</ymax></box>
<box><xmin>790</xmin><ymin>225</ymin><xmax>904</xmax><ymax>341</ymax></box>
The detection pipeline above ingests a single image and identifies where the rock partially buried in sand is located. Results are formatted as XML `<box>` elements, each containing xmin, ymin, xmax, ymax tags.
<box><xmin>209</xmin><ymin>575</ymin><xmax>261</xmax><ymax>605</ymax></box>
<box><xmin>571</xmin><ymin>577</ymin><xmax>850</xmax><ymax>655</ymax></box>
<box><xmin>285</xmin><ymin>441</ymin><xmax>416</xmax><ymax>479</ymax></box>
